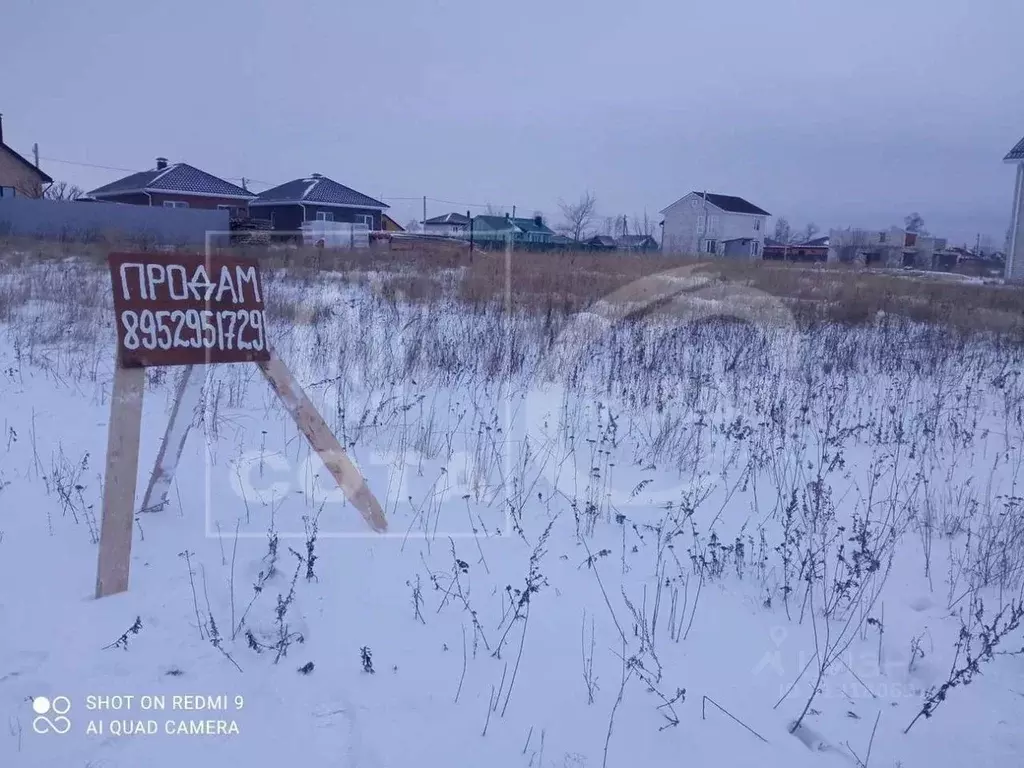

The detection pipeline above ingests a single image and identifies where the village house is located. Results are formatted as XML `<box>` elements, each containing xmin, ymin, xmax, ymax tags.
<box><xmin>827</xmin><ymin>227</ymin><xmax>946</xmax><ymax>268</ymax></box>
<box><xmin>471</xmin><ymin>213</ymin><xmax>555</xmax><ymax>246</ymax></box>
<box><xmin>659</xmin><ymin>191</ymin><xmax>769</xmax><ymax>257</ymax></box>
<box><xmin>422</xmin><ymin>212</ymin><xmax>471</xmax><ymax>237</ymax></box>
<box><xmin>249</xmin><ymin>173</ymin><xmax>388</xmax><ymax>232</ymax></box>
<box><xmin>0</xmin><ymin>115</ymin><xmax>52</xmax><ymax>198</ymax></box>
<box><xmin>763</xmin><ymin>236</ymin><xmax>830</xmax><ymax>262</ymax></box>
<box><xmin>86</xmin><ymin>157</ymin><xmax>255</xmax><ymax>216</ymax></box>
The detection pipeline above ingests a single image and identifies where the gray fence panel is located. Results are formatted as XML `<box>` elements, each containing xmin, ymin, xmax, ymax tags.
<box><xmin>0</xmin><ymin>197</ymin><xmax>229</xmax><ymax>246</ymax></box>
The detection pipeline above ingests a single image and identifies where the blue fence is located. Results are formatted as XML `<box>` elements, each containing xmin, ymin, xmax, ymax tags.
<box><xmin>0</xmin><ymin>197</ymin><xmax>229</xmax><ymax>246</ymax></box>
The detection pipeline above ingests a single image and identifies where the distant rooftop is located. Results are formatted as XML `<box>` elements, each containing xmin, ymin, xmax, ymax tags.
<box><xmin>1005</xmin><ymin>133</ymin><xmax>1024</xmax><ymax>162</ymax></box>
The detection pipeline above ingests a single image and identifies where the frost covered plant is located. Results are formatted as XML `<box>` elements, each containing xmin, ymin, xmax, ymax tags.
<box><xmin>904</xmin><ymin>595</ymin><xmax>1024</xmax><ymax>733</ymax></box>
<box><xmin>245</xmin><ymin>548</ymin><xmax>306</xmax><ymax>664</ymax></box>
<box><xmin>102</xmin><ymin>617</ymin><xmax>143</xmax><ymax>651</ymax></box>
<box><xmin>495</xmin><ymin>519</ymin><xmax>555</xmax><ymax>659</ymax></box>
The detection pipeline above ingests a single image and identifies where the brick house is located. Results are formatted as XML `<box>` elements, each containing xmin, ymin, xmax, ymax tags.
<box><xmin>660</xmin><ymin>192</ymin><xmax>770</xmax><ymax>257</ymax></box>
<box><xmin>0</xmin><ymin>115</ymin><xmax>53</xmax><ymax>198</ymax></box>
<box><xmin>86</xmin><ymin>158</ymin><xmax>255</xmax><ymax>216</ymax></box>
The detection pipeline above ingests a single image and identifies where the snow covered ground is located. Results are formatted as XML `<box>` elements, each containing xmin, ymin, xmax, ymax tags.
<box><xmin>2</xmin><ymin>253</ymin><xmax>1024</xmax><ymax>767</ymax></box>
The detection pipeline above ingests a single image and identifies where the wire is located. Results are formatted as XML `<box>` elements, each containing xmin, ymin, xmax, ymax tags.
<box><xmin>39</xmin><ymin>154</ymin><xmax>275</xmax><ymax>189</ymax></box>
<box><xmin>428</xmin><ymin>197</ymin><xmax>511</xmax><ymax>210</ymax></box>
<box><xmin>40</xmin><ymin>156</ymin><xmax>144</xmax><ymax>175</ymax></box>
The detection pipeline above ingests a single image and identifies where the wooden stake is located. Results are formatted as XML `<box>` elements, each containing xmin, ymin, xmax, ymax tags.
<box><xmin>141</xmin><ymin>364</ymin><xmax>202</xmax><ymax>514</ymax></box>
<box><xmin>257</xmin><ymin>349</ymin><xmax>387</xmax><ymax>532</ymax></box>
<box><xmin>95</xmin><ymin>363</ymin><xmax>146</xmax><ymax>598</ymax></box>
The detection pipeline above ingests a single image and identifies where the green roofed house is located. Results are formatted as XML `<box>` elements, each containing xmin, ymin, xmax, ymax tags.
<box><xmin>471</xmin><ymin>213</ymin><xmax>555</xmax><ymax>246</ymax></box>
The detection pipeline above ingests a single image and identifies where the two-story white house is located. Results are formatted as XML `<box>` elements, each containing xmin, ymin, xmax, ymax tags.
<box><xmin>659</xmin><ymin>191</ymin><xmax>770</xmax><ymax>257</ymax></box>
<box><xmin>1005</xmin><ymin>132</ymin><xmax>1024</xmax><ymax>281</ymax></box>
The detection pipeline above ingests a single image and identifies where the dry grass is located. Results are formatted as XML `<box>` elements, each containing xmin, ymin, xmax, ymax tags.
<box><xmin>2</xmin><ymin>234</ymin><xmax>1022</xmax><ymax>337</ymax></box>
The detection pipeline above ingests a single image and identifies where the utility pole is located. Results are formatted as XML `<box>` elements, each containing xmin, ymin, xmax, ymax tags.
<box><xmin>33</xmin><ymin>143</ymin><xmax>39</xmax><ymax>168</ymax></box>
<box><xmin>422</xmin><ymin>196</ymin><xmax>427</xmax><ymax>231</ymax></box>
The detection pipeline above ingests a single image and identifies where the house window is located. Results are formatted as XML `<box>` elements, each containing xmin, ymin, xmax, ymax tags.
<box><xmin>316</xmin><ymin>211</ymin><xmax>334</xmax><ymax>222</ymax></box>
<box><xmin>163</xmin><ymin>200</ymin><xmax>189</xmax><ymax>209</ymax></box>
<box><xmin>879</xmin><ymin>231</ymin><xmax>887</xmax><ymax>243</ymax></box>
<box><xmin>752</xmin><ymin>241</ymin><xmax>760</xmax><ymax>256</ymax></box>
<box><xmin>754</xmin><ymin>219</ymin><xmax>761</xmax><ymax>231</ymax></box>
<box><xmin>353</xmin><ymin>213</ymin><xmax>373</xmax><ymax>227</ymax></box>
<box><xmin>0</xmin><ymin>186</ymin><xmax>16</xmax><ymax>198</ymax></box>
<box><xmin>704</xmin><ymin>239</ymin><xmax>717</xmax><ymax>254</ymax></box>
<box><xmin>696</xmin><ymin>215</ymin><xmax>705</xmax><ymax>235</ymax></box>
<box><xmin>709</xmin><ymin>215</ymin><xmax>719</xmax><ymax>235</ymax></box>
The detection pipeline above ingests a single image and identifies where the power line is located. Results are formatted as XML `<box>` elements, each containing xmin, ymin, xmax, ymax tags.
<box><xmin>40</xmin><ymin>156</ymin><xmax>144</xmax><ymax>175</ymax></box>
<box><xmin>39</xmin><ymin>154</ymin><xmax>275</xmax><ymax>189</ymax></box>
<box><xmin>427</xmin><ymin>197</ymin><xmax>510</xmax><ymax>210</ymax></box>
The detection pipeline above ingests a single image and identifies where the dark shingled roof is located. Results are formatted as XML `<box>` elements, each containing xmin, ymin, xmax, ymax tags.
<box><xmin>424</xmin><ymin>212</ymin><xmax>470</xmax><ymax>225</ymax></box>
<box><xmin>697</xmin><ymin>193</ymin><xmax>770</xmax><ymax>216</ymax></box>
<box><xmin>88</xmin><ymin>163</ymin><xmax>253</xmax><ymax>199</ymax></box>
<box><xmin>512</xmin><ymin>216</ymin><xmax>554</xmax><ymax>235</ymax></box>
<box><xmin>472</xmin><ymin>215</ymin><xmax>517</xmax><ymax>230</ymax></box>
<box><xmin>1005</xmin><ymin>134</ymin><xmax>1024</xmax><ymax>162</ymax></box>
<box><xmin>251</xmin><ymin>174</ymin><xmax>387</xmax><ymax>209</ymax></box>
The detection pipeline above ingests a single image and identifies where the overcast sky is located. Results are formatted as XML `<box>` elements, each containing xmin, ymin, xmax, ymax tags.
<box><xmin>5</xmin><ymin>0</ymin><xmax>1023</xmax><ymax>245</ymax></box>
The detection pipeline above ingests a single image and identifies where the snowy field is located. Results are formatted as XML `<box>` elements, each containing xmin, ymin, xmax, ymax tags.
<box><xmin>2</xmin><ymin>251</ymin><xmax>1024</xmax><ymax>767</ymax></box>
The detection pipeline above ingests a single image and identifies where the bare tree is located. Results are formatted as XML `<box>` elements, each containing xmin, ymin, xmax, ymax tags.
<box><xmin>602</xmin><ymin>215</ymin><xmax>630</xmax><ymax>238</ymax></box>
<box><xmin>14</xmin><ymin>179</ymin><xmax>45</xmax><ymax>198</ymax></box>
<box><xmin>405</xmin><ymin>219</ymin><xmax>421</xmax><ymax>233</ymax></box>
<box><xmin>798</xmin><ymin>222</ymin><xmax>820</xmax><ymax>244</ymax></box>
<box><xmin>773</xmin><ymin>217</ymin><xmax>792</xmax><ymax>244</ymax></box>
<box><xmin>558</xmin><ymin>191</ymin><xmax>598</xmax><ymax>242</ymax></box>
<box><xmin>630</xmin><ymin>212</ymin><xmax>655</xmax><ymax>238</ymax></box>
<box><xmin>44</xmin><ymin>181</ymin><xmax>84</xmax><ymax>201</ymax></box>
<box><xmin>904</xmin><ymin>212</ymin><xmax>926</xmax><ymax>234</ymax></box>
<box><xmin>831</xmin><ymin>228</ymin><xmax>872</xmax><ymax>264</ymax></box>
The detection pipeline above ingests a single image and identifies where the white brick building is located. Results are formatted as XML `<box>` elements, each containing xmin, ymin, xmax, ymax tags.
<box><xmin>659</xmin><ymin>191</ymin><xmax>769</xmax><ymax>258</ymax></box>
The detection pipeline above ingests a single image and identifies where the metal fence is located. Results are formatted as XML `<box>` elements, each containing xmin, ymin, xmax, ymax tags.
<box><xmin>0</xmin><ymin>197</ymin><xmax>229</xmax><ymax>246</ymax></box>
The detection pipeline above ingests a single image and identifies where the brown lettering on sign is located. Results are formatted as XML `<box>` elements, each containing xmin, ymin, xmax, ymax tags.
<box><xmin>108</xmin><ymin>253</ymin><xmax>271</xmax><ymax>367</ymax></box>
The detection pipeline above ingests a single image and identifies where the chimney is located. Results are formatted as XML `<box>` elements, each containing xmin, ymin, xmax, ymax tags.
<box><xmin>311</xmin><ymin>173</ymin><xmax>323</xmax><ymax>179</ymax></box>
<box><xmin>534</xmin><ymin>215</ymin><xmax>543</xmax><ymax>226</ymax></box>
<box><xmin>156</xmin><ymin>157</ymin><xmax>168</xmax><ymax>170</ymax></box>
<box><xmin>504</xmin><ymin>212</ymin><xmax>510</xmax><ymax>220</ymax></box>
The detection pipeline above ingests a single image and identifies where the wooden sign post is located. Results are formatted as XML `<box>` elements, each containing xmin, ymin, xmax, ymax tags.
<box><xmin>96</xmin><ymin>252</ymin><xmax>386</xmax><ymax>599</ymax></box>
